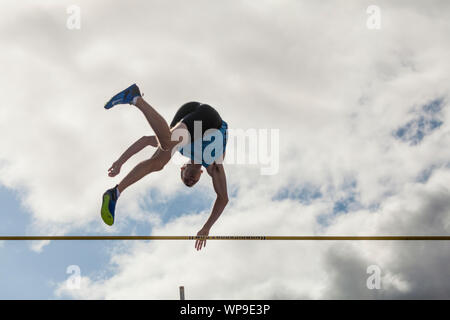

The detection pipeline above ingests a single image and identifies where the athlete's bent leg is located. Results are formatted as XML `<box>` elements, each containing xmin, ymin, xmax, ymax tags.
<box><xmin>101</xmin><ymin>147</ymin><xmax>171</xmax><ymax>226</ymax></box>
<box><xmin>134</xmin><ymin>97</ymin><xmax>173</xmax><ymax>151</ymax></box>
<box><xmin>117</xmin><ymin>147</ymin><xmax>171</xmax><ymax>193</ymax></box>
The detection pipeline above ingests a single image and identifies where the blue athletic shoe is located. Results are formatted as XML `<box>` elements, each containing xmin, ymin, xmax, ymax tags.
<box><xmin>101</xmin><ymin>185</ymin><xmax>118</xmax><ymax>226</ymax></box>
<box><xmin>104</xmin><ymin>83</ymin><xmax>141</xmax><ymax>109</ymax></box>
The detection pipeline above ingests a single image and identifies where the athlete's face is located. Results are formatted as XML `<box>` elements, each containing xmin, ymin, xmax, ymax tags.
<box><xmin>181</xmin><ymin>164</ymin><xmax>203</xmax><ymax>187</ymax></box>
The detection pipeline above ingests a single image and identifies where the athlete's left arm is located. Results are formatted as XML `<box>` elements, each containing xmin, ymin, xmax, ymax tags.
<box><xmin>195</xmin><ymin>163</ymin><xmax>229</xmax><ymax>250</ymax></box>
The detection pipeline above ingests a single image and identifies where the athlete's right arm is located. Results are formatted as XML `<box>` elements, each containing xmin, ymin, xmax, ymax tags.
<box><xmin>118</xmin><ymin>136</ymin><xmax>158</xmax><ymax>164</ymax></box>
<box><xmin>108</xmin><ymin>136</ymin><xmax>157</xmax><ymax>177</ymax></box>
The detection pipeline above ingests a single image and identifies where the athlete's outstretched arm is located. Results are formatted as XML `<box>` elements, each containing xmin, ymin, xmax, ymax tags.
<box><xmin>108</xmin><ymin>136</ymin><xmax>158</xmax><ymax>177</ymax></box>
<box><xmin>195</xmin><ymin>163</ymin><xmax>229</xmax><ymax>251</ymax></box>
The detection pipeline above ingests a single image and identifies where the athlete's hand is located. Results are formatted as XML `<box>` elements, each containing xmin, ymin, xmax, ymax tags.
<box><xmin>108</xmin><ymin>161</ymin><xmax>121</xmax><ymax>177</ymax></box>
<box><xmin>195</xmin><ymin>227</ymin><xmax>210</xmax><ymax>251</ymax></box>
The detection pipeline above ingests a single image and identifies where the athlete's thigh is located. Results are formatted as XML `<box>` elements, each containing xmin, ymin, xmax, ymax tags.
<box><xmin>150</xmin><ymin>146</ymin><xmax>172</xmax><ymax>168</ymax></box>
<box><xmin>169</xmin><ymin>121</ymin><xmax>192</xmax><ymax>149</ymax></box>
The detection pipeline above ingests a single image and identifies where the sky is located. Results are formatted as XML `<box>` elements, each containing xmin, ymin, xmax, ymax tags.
<box><xmin>0</xmin><ymin>0</ymin><xmax>450</xmax><ymax>299</ymax></box>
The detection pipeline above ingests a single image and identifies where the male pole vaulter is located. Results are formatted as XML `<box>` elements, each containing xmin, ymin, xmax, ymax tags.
<box><xmin>100</xmin><ymin>84</ymin><xmax>229</xmax><ymax>250</ymax></box>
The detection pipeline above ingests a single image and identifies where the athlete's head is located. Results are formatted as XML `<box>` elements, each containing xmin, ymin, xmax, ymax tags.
<box><xmin>180</xmin><ymin>163</ymin><xmax>203</xmax><ymax>187</ymax></box>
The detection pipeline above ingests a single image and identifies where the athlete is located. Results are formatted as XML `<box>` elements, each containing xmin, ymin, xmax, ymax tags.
<box><xmin>100</xmin><ymin>84</ymin><xmax>229</xmax><ymax>250</ymax></box>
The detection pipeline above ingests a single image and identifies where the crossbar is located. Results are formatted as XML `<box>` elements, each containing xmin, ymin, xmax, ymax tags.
<box><xmin>1</xmin><ymin>236</ymin><xmax>450</xmax><ymax>241</ymax></box>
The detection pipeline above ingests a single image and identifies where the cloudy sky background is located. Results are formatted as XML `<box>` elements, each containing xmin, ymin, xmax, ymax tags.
<box><xmin>1</xmin><ymin>0</ymin><xmax>450</xmax><ymax>299</ymax></box>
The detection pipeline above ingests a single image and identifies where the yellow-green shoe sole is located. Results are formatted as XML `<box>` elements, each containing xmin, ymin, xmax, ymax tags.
<box><xmin>101</xmin><ymin>193</ymin><xmax>114</xmax><ymax>226</ymax></box>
